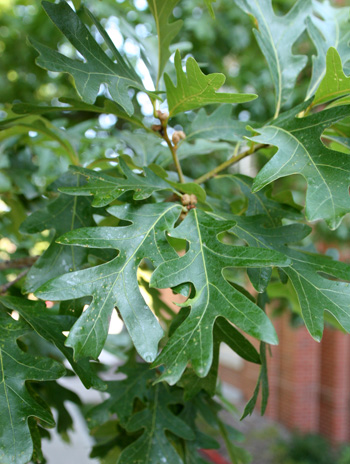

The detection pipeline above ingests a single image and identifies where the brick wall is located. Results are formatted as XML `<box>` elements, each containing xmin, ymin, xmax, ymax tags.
<box><xmin>220</xmin><ymin>312</ymin><xmax>350</xmax><ymax>443</ymax></box>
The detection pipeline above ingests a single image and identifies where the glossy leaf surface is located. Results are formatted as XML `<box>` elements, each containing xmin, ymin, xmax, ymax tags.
<box><xmin>61</xmin><ymin>157</ymin><xmax>177</xmax><ymax>207</ymax></box>
<box><xmin>235</xmin><ymin>0</ymin><xmax>311</xmax><ymax>115</ymax></box>
<box><xmin>0</xmin><ymin>311</ymin><xmax>65</xmax><ymax>464</ymax></box>
<box><xmin>31</xmin><ymin>2</ymin><xmax>151</xmax><ymax>115</ymax></box>
<box><xmin>151</xmin><ymin>208</ymin><xmax>290</xmax><ymax>384</ymax></box>
<box><xmin>251</xmin><ymin>105</ymin><xmax>350</xmax><ymax>228</ymax></box>
<box><xmin>36</xmin><ymin>203</ymin><xmax>182</xmax><ymax>362</ymax></box>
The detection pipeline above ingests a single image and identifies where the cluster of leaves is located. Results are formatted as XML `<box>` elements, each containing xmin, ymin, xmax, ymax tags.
<box><xmin>1</xmin><ymin>0</ymin><xmax>350</xmax><ymax>463</ymax></box>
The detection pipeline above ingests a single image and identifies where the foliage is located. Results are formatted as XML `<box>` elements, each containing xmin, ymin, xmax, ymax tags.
<box><xmin>273</xmin><ymin>432</ymin><xmax>340</xmax><ymax>464</ymax></box>
<box><xmin>1</xmin><ymin>0</ymin><xmax>350</xmax><ymax>463</ymax></box>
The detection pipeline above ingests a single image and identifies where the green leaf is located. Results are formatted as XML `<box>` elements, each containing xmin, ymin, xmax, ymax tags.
<box><xmin>36</xmin><ymin>203</ymin><xmax>182</xmax><ymax>361</ymax></box>
<box><xmin>313</xmin><ymin>47</ymin><xmax>350</xmax><ymax>107</ymax></box>
<box><xmin>20</xmin><ymin>176</ymin><xmax>97</xmax><ymax>292</ymax></box>
<box><xmin>241</xmin><ymin>341</ymin><xmax>268</xmax><ymax>419</ymax></box>
<box><xmin>0</xmin><ymin>296</ymin><xmax>105</xmax><ymax>390</ymax></box>
<box><xmin>0</xmin><ymin>114</ymin><xmax>78</xmax><ymax>165</ymax></box>
<box><xmin>30</xmin><ymin>2</ymin><xmax>153</xmax><ymax>115</ymax></box>
<box><xmin>184</xmin><ymin>105</ymin><xmax>250</xmax><ymax>143</ymax></box>
<box><xmin>118</xmin><ymin>384</ymin><xmax>195</xmax><ymax>464</ymax></box>
<box><xmin>147</xmin><ymin>0</ymin><xmax>183</xmax><ymax>87</ymax></box>
<box><xmin>12</xmin><ymin>97</ymin><xmax>148</xmax><ymax>131</ymax></box>
<box><xmin>61</xmin><ymin>157</ymin><xmax>178</xmax><ymax>207</ymax></box>
<box><xmin>306</xmin><ymin>0</ymin><xmax>350</xmax><ymax>99</ymax></box>
<box><xmin>213</xmin><ymin>174</ymin><xmax>302</xmax><ymax>226</ymax></box>
<box><xmin>0</xmin><ymin>311</ymin><xmax>65</xmax><ymax>464</ymax></box>
<box><xmin>235</xmin><ymin>0</ymin><xmax>311</xmax><ymax>117</ymax></box>
<box><xmin>251</xmin><ymin>105</ymin><xmax>350</xmax><ymax>229</ymax></box>
<box><xmin>232</xmin><ymin>215</ymin><xmax>350</xmax><ymax>341</ymax></box>
<box><xmin>117</xmin><ymin>131</ymin><xmax>168</xmax><ymax>166</ymax></box>
<box><xmin>87</xmin><ymin>362</ymin><xmax>154</xmax><ymax>428</ymax></box>
<box><xmin>209</xmin><ymin>173</ymin><xmax>302</xmax><ymax>292</ymax></box>
<box><xmin>165</xmin><ymin>50</ymin><xmax>257</xmax><ymax>117</ymax></box>
<box><xmin>182</xmin><ymin>317</ymin><xmax>261</xmax><ymax>400</ymax></box>
<box><xmin>150</xmin><ymin>209</ymin><xmax>290</xmax><ymax>384</ymax></box>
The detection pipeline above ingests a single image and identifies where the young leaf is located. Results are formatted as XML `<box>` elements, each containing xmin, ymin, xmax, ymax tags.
<box><xmin>306</xmin><ymin>0</ymin><xmax>350</xmax><ymax>99</ymax></box>
<box><xmin>36</xmin><ymin>203</ymin><xmax>182</xmax><ymax>362</ymax></box>
<box><xmin>184</xmin><ymin>105</ymin><xmax>250</xmax><ymax>143</ymax></box>
<box><xmin>117</xmin><ymin>384</ymin><xmax>195</xmax><ymax>464</ymax></box>
<box><xmin>30</xmin><ymin>2</ymin><xmax>153</xmax><ymax>115</ymax></box>
<box><xmin>232</xmin><ymin>215</ymin><xmax>350</xmax><ymax>342</ymax></box>
<box><xmin>0</xmin><ymin>296</ymin><xmax>105</xmax><ymax>390</ymax></box>
<box><xmin>61</xmin><ymin>157</ymin><xmax>178</xmax><ymax>207</ymax></box>
<box><xmin>150</xmin><ymin>209</ymin><xmax>290</xmax><ymax>384</ymax></box>
<box><xmin>147</xmin><ymin>0</ymin><xmax>183</xmax><ymax>87</ymax></box>
<box><xmin>165</xmin><ymin>50</ymin><xmax>257</xmax><ymax>117</ymax></box>
<box><xmin>235</xmin><ymin>0</ymin><xmax>312</xmax><ymax>117</ymax></box>
<box><xmin>0</xmin><ymin>311</ymin><xmax>65</xmax><ymax>464</ymax></box>
<box><xmin>313</xmin><ymin>47</ymin><xmax>350</xmax><ymax>107</ymax></box>
<box><xmin>20</xmin><ymin>177</ymin><xmax>97</xmax><ymax>292</ymax></box>
<box><xmin>251</xmin><ymin>105</ymin><xmax>350</xmax><ymax>229</ymax></box>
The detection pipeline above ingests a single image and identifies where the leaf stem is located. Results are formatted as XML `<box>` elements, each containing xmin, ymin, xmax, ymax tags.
<box><xmin>194</xmin><ymin>143</ymin><xmax>267</xmax><ymax>184</ymax></box>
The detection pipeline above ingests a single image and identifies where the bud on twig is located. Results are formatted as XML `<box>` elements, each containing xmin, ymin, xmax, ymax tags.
<box><xmin>156</xmin><ymin>110</ymin><xmax>169</xmax><ymax>123</ymax></box>
<box><xmin>172</xmin><ymin>130</ymin><xmax>186</xmax><ymax>146</ymax></box>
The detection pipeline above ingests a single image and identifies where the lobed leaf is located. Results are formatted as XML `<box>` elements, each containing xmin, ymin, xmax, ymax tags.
<box><xmin>150</xmin><ymin>209</ymin><xmax>290</xmax><ymax>384</ymax></box>
<box><xmin>20</xmin><ymin>175</ymin><xmax>97</xmax><ymax>292</ymax></box>
<box><xmin>0</xmin><ymin>296</ymin><xmax>105</xmax><ymax>390</ymax></box>
<box><xmin>0</xmin><ymin>311</ymin><xmax>65</xmax><ymax>464</ymax></box>
<box><xmin>251</xmin><ymin>105</ymin><xmax>350</xmax><ymax>229</ymax></box>
<box><xmin>235</xmin><ymin>0</ymin><xmax>311</xmax><ymax>116</ymax></box>
<box><xmin>165</xmin><ymin>50</ymin><xmax>256</xmax><ymax>117</ymax></box>
<box><xmin>306</xmin><ymin>0</ymin><xmax>350</xmax><ymax>99</ymax></box>
<box><xmin>147</xmin><ymin>0</ymin><xmax>183</xmax><ymax>87</ymax></box>
<box><xmin>183</xmin><ymin>105</ymin><xmax>250</xmax><ymax>143</ymax></box>
<box><xmin>232</xmin><ymin>215</ymin><xmax>350</xmax><ymax>342</ymax></box>
<box><xmin>36</xmin><ymin>203</ymin><xmax>182</xmax><ymax>362</ymax></box>
<box><xmin>30</xmin><ymin>2</ymin><xmax>155</xmax><ymax>115</ymax></box>
<box><xmin>117</xmin><ymin>384</ymin><xmax>194</xmax><ymax>464</ymax></box>
<box><xmin>61</xmin><ymin>157</ymin><xmax>178</xmax><ymax>207</ymax></box>
<box><xmin>313</xmin><ymin>47</ymin><xmax>350</xmax><ymax>107</ymax></box>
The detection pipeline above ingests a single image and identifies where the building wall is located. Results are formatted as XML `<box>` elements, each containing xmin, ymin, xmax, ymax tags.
<box><xmin>219</xmin><ymin>312</ymin><xmax>350</xmax><ymax>444</ymax></box>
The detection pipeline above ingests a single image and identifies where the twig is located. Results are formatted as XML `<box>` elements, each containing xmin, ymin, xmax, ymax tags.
<box><xmin>194</xmin><ymin>143</ymin><xmax>267</xmax><ymax>184</ymax></box>
<box><xmin>0</xmin><ymin>269</ymin><xmax>29</xmax><ymax>294</ymax></box>
<box><xmin>0</xmin><ymin>256</ymin><xmax>38</xmax><ymax>271</ymax></box>
<box><xmin>161</xmin><ymin>125</ymin><xmax>185</xmax><ymax>183</ymax></box>
<box><xmin>152</xmin><ymin>110</ymin><xmax>185</xmax><ymax>184</ymax></box>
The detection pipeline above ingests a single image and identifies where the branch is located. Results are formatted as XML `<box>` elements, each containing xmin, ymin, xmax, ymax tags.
<box><xmin>0</xmin><ymin>269</ymin><xmax>29</xmax><ymax>294</ymax></box>
<box><xmin>0</xmin><ymin>256</ymin><xmax>38</xmax><ymax>271</ymax></box>
<box><xmin>194</xmin><ymin>143</ymin><xmax>267</xmax><ymax>184</ymax></box>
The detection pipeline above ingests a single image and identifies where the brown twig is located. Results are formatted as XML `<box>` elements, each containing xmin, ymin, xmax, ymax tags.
<box><xmin>0</xmin><ymin>256</ymin><xmax>38</xmax><ymax>271</ymax></box>
<box><xmin>194</xmin><ymin>143</ymin><xmax>267</xmax><ymax>184</ymax></box>
<box><xmin>152</xmin><ymin>111</ymin><xmax>185</xmax><ymax>184</ymax></box>
<box><xmin>0</xmin><ymin>269</ymin><xmax>29</xmax><ymax>294</ymax></box>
